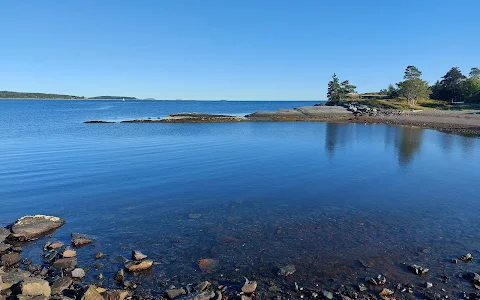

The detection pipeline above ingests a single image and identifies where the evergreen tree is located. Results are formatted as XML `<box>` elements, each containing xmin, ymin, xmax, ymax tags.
<box><xmin>327</xmin><ymin>73</ymin><xmax>341</xmax><ymax>102</ymax></box>
<box><xmin>469</xmin><ymin>67</ymin><xmax>480</xmax><ymax>79</ymax></box>
<box><xmin>397</xmin><ymin>66</ymin><xmax>430</xmax><ymax>106</ymax></box>
<box><xmin>440</xmin><ymin>67</ymin><xmax>466</xmax><ymax>101</ymax></box>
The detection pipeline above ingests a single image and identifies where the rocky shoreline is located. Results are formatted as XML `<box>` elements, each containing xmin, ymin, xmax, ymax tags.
<box><xmin>84</xmin><ymin>105</ymin><xmax>480</xmax><ymax>137</ymax></box>
<box><xmin>2</xmin><ymin>215</ymin><xmax>480</xmax><ymax>299</ymax></box>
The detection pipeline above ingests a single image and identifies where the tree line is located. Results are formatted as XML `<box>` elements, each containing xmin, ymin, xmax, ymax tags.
<box><xmin>327</xmin><ymin>66</ymin><xmax>480</xmax><ymax>105</ymax></box>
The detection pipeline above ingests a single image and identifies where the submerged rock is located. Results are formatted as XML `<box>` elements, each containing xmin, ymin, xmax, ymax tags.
<box><xmin>181</xmin><ymin>291</ymin><xmax>215</xmax><ymax>300</ymax></box>
<box><xmin>114</xmin><ymin>269</ymin><xmax>125</xmax><ymax>283</ymax></box>
<box><xmin>459</xmin><ymin>253</ymin><xmax>473</xmax><ymax>262</ymax></box>
<box><xmin>278</xmin><ymin>264</ymin><xmax>296</xmax><ymax>276</ymax></box>
<box><xmin>197</xmin><ymin>258</ymin><xmax>219</xmax><ymax>272</ymax></box>
<box><xmin>125</xmin><ymin>259</ymin><xmax>153</xmax><ymax>272</ymax></box>
<box><xmin>52</xmin><ymin>257</ymin><xmax>77</xmax><ymax>269</ymax></box>
<box><xmin>10</xmin><ymin>215</ymin><xmax>65</xmax><ymax>240</ymax></box>
<box><xmin>132</xmin><ymin>250</ymin><xmax>147</xmax><ymax>261</ymax></box>
<box><xmin>20</xmin><ymin>277</ymin><xmax>51</xmax><ymax>296</ymax></box>
<box><xmin>71</xmin><ymin>233</ymin><xmax>93</xmax><ymax>247</ymax></box>
<box><xmin>196</xmin><ymin>281</ymin><xmax>211</xmax><ymax>293</ymax></box>
<box><xmin>379</xmin><ymin>288</ymin><xmax>394</xmax><ymax>298</ymax></box>
<box><xmin>166</xmin><ymin>287</ymin><xmax>186</xmax><ymax>299</ymax></box>
<box><xmin>95</xmin><ymin>252</ymin><xmax>104</xmax><ymax>259</ymax></box>
<box><xmin>242</xmin><ymin>278</ymin><xmax>257</xmax><ymax>294</ymax></box>
<box><xmin>51</xmin><ymin>277</ymin><xmax>73</xmax><ymax>295</ymax></box>
<box><xmin>408</xmin><ymin>264</ymin><xmax>429</xmax><ymax>275</ymax></box>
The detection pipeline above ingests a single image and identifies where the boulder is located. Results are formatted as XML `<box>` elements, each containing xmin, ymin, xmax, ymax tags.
<box><xmin>47</xmin><ymin>241</ymin><xmax>64</xmax><ymax>251</ymax></box>
<box><xmin>132</xmin><ymin>250</ymin><xmax>147</xmax><ymax>261</ymax></box>
<box><xmin>102</xmin><ymin>290</ymin><xmax>129</xmax><ymax>300</ymax></box>
<box><xmin>52</xmin><ymin>257</ymin><xmax>77</xmax><ymax>269</ymax></box>
<box><xmin>1</xmin><ymin>252</ymin><xmax>21</xmax><ymax>267</ymax></box>
<box><xmin>50</xmin><ymin>277</ymin><xmax>72</xmax><ymax>295</ymax></box>
<box><xmin>62</xmin><ymin>247</ymin><xmax>77</xmax><ymax>258</ymax></box>
<box><xmin>79</xmin><ymin>285</ymin><xmax>104</xmax><ymax>300</ymax></box>
<box><xmin>0</xmin><ymin>269</ymin><xmax>31</xmax><ymax>290</ymax></box>
<box><xmin>0</xmin><ymin>244</ymin><xmax>11</xmax><ymax>254</ymax></box>
<box><xmin>71</xmin><ymin>268</ymin><xmax>86</xmax><ymax>278</ymax></box>
<box><xmin>11</xmin><ymin>215</ymin><xmax>65</xmax><ymax>240</ymax></box>
<box><xmin>125</xmin><ymin>260</ymin><xmax>153</xmax><ymax>272</ymax></box>
<box><xmin>71</xmin><ymin>233</ymin><xmax>93</xmax><ymax>247</ymax></box>
<box><xmin>0</xmin><ymin>227</ymin><xmax>9</xmax><ymax>243</ymax></box>
<box><xmin>20</xmin><ymin>277</ymin><xmax>51</xmax><ymax>296</ymax></box>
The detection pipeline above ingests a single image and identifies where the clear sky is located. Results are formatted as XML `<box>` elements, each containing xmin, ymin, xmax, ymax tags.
<box><xmin>1</xmin><ymin>0</ymin><xmax>479</xmax><ymax>100</ymax></box>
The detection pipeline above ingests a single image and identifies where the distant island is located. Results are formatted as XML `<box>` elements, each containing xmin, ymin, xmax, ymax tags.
<box><xmin>0</xmin><ymin>91</ymin><xmax>84</xmax><ymax>99</ymax></box>
<box><xmin>88</xmin><ymin>96</ymin><xmax>137</xmax><ymax>100</ymax></box>
<box><xmin>0</xmin><ymin>91</ymin><xmax>139</xmax><ymax>100</ymax></box>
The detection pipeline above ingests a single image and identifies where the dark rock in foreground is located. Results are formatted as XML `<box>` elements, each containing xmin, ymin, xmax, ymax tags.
<box><xmin>0</xmin><ymin>227</ymin><xmax>9</xmax><ymax>243</ymax></box>
<box><xmin>10</xmin><ymin>215</ymin><xmax>65</xmax><ymax>241</ymax></box>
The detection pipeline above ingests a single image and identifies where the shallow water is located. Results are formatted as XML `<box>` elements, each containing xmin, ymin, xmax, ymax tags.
<box><xmin>1</xmin><ymin>100</ymin><xmax>480</xmax><ymax>297</ymax></box>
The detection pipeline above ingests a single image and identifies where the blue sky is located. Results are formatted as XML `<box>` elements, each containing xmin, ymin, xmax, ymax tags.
<box><xmin>1</xmin><ymin>0</ymin><xmax>479</xmax><ymax>100</ymax></box>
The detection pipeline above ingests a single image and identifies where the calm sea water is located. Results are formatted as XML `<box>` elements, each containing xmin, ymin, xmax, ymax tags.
<box><xmin>1</xmin><ymin>100</ymin><xmax>480</xmax><ymax>295</ymax></box>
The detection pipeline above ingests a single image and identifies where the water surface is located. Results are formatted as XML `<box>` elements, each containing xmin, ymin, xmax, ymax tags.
<box><xmin>1</xmin><ymin>100</ymin><xmax>479</xmax><ymax>296</ymax></box>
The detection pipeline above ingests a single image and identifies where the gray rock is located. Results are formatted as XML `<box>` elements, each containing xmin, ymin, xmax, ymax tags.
<box><xmin>0</xmin><ymin>243</ymin><xmax>11</xmax><ymax>254</ymax></box>
<box><xmin>166</xmin><ymin>288</ymin><xmax>186</xmax><ymax>299</ymax></box>
<box><xmin>102</xmin><ymin>289</ymin><xmax>130</xmax><ymax>300</ymax></box>
<box><xmin>51</xmin><ymin>277</ymin><xmax>73</xmax><ymax>295</ymax></box>
<box><xmin>132</xmin><ymin>250</ymin><xmax>147</xmax><ymax>261</ymax></box>
<box><xmin>1</xmin><ymin>252</ymin><xmax>21</xmax><ymax>267</ymax></box>
<box><xmin>0</xmin><ymin>228</ymin><xmax>9</xmax><ymax>243</ymax></box>
<box><xmin>408</xmin><ymin>264</ymin><xmax>429</xmax><ymax>275</ymax></box>
<box><xmin>278</xmin><ymin>264</ymin><xmax>296</xmax><ymax>276</ymax></box>
<box><xmin>11</xmin><ymin>215</ymin><xmax>65</xmax><ymax>240</ymax></box>
<box><xmin>322</xmin><ymin>291</ymin><xmax>333</xmax><ymax>300</ymax></box>
<box><xmin>79</xmin><ymin>285</ymin><xmax>103</xmax><ymax>300</ymax></box>
<box><xmin>20</xmin><ymin>277</ymin><xmax>51</xmax><ymax>296</ymax></box>
<box><xmin>242</xmin><ymin>278</ymin><xmax>257</xmax><ymax>294</ymax></box>
<box><xmin>180</xmin><ymin>291</ymin><xmax>215</xmax><ymax>300</ymax></box>
<box><xmin>0</xmin><ymin>269</ymin><xmax>31</xmax><ymax>290</ymax></box>
<box><xmin>196</xmin><ymin>281</ymin><xmax>211</xmax><ymax>292</ymax></box>
<box><xmin>71</xmin><ymin>233</ymin><xmax>93</xmax><ymax>247</ymax></box>
<box><xmin>71</xmin><ymin>267</ymin><xmax>86</xmax><ymax>278</ymax></box>
<box><xmin>358</xmin><ymin>283</ymin><xmax>368</xmax><ymax>292</ymax></box>
<box><xmin>114</xmin><ymin>269</ymin><xmax>124</xmax><ymax>283</ymax></box>
<box><xmin>52</xmin><ymin>257</ymin><xmax>77</xmax><ymax>269</ymax></box>
<box><xmin>459</xmin><ymin>253</ymin><xmax>473</xmax><ymax>262</ymax></box>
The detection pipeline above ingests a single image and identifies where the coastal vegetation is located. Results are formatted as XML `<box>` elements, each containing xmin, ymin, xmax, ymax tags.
<box><xmin>327</xmin><ymin>65</ymin><xmax>480</xmax><ymax>109</ymax></box>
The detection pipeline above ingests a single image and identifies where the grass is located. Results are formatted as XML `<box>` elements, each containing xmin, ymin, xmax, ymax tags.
<box><xmin>344</xmin><ymin>98</ymin><xmax>480</xmax><ymax>111</ymax></box>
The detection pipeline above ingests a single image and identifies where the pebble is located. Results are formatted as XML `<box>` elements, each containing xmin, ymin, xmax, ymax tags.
<box><xmin>241</xmin><ymin>278</ymin><xmax>257</xmax><ymax>294</ymax></box>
